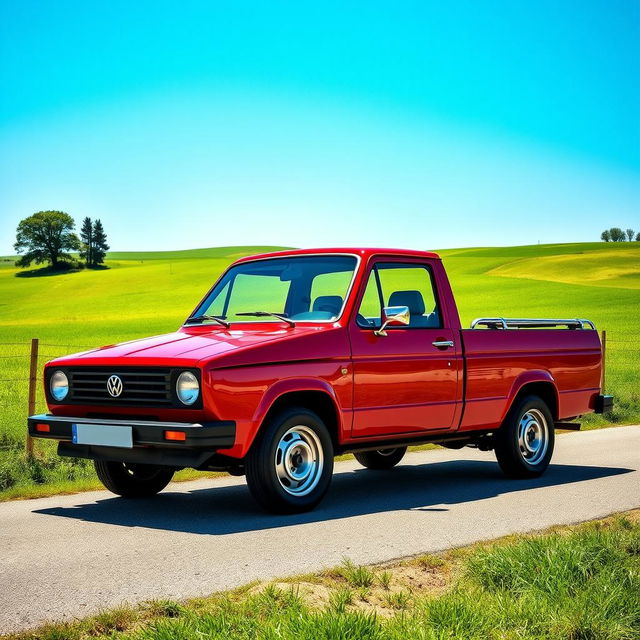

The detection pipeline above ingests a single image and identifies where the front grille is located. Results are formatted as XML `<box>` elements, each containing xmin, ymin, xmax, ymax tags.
<box><xmin>69</xmin><ymin>368</ymin><xmax>172</xmax><ymax>405</ymax></box>
<box><xmin>46</xmin><ymin>367</ymin><xmax>202</xmax><ymax>409</ymax></box>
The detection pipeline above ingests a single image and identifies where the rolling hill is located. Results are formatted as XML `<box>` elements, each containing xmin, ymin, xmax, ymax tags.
<box><xmin>0</xmin><ymin>242</ymin><xmax>638</xmax><ymax>498</ymax></box>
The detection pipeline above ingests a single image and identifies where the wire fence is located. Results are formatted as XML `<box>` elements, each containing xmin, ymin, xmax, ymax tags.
<box><xmin>0</xmin><ymin>333</ymin><xmax>638</xmax><ymax>455</ymax></box>
<box><xmin>0</xmin><ymin>343</ymin><xmax>93</xmax><ymax>378</ymax></box>
<box><xmin>0</xmin><ymin>339</ymin><xmax>96</xmax><ymax>454</ymax></box>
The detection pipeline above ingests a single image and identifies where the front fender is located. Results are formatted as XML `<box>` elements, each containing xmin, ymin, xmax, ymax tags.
<box><xmin>213</xmin><ymin>359</ymin><xmax>349</xmax><ymax>459</ymax></box>
<box><xmin>252</xmin><ymin>377</ymin><xmax>341</xmax><ymax>428</ymax></box>
<box><xmin>215</xmin><ymin>378</ymin><xmax>343</xmax><ymax>459</ymax></box>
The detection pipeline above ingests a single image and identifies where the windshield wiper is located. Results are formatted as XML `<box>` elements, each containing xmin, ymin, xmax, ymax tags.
<box><xmin>184</xmin><ymin>314</ymin><xmax>230</xmax><ymax>328</ymax></box>
<box><xmin>236</xmin><ymin>311</ymin><xmax>296</xmax><ymax>328</ymax></box>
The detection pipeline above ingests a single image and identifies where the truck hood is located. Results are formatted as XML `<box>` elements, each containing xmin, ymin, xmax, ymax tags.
<box><xmin>50</xmin><ymin>324</ymin><xmax>334</xmax><ymax>367</ymax></box>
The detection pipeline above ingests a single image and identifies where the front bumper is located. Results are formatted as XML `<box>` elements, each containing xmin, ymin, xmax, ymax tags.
<box><xmin>27</xmin><ymin>414</ymin><xmax>236</xmax><ymax>457</ymax></box>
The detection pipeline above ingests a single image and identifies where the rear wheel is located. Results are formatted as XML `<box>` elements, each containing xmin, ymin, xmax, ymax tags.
<box><xmin>245</xmin><ymin>408</ymin><xmax>334</xmax><ymax>514</ymax></box>
<box><xmin>354</xmin><ymin>447</ymin><xmax>407</xmax><ymax>470</ymax></box>
<box><xmin>94</xmin><ymin>461</ymin><xmax>174</xmax><ymax>498</ymax></box>
<box><xmin>494</xmin><ymin>395</ymin><xmax>555</xmax><ymax>478</ymax></box>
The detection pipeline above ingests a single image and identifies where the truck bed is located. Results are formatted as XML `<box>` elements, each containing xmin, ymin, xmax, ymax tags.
<box><xmin>459</xmin><ymin>327</ymin><xmax>602</xmax><ymax>431</ymax></box>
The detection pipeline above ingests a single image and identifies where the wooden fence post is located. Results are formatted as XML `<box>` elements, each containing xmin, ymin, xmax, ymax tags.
<box><xmin>26</xmin><ymin>337</ymin><xmax>39</xmax><ymax>457</ymax></box>
<box><xmin>601</xmin><ymin>329</ymin><xmax>606</xmax><ymax>394</ymax></box>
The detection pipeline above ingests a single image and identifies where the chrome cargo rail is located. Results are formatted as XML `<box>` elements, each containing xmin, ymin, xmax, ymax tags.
<box><xmin>470</xmin><ymin>317</ymin><xmax>596</xmax><ymax>330</ymax></box>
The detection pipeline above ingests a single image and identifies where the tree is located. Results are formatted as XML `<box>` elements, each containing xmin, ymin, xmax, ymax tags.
<box><xmin>79</xmin><ymin>216</ymin><xmax>93</xmax><ymax>267</ymax></box>
<box><xmin>636</xmin><ymin>232</ymin><xmax>640</xmax><ymax>242</ymax></box>
<box><xmin>14</xmin><ymin>211</ymin><xmax>80</xmax><ymax>268</ymax></box>
<box><xmin>609</xmin><ymin>227</ymin><xmax>626</xmax><ymax>242</ymax></box>
<box><xmin>91</xmin><ymin>219</ymin><xmax>109</xmax><ymax>266</ymax></box>
<box><xmin>626</xmin><ymin>228</ymin><xmax>635</xmax><ymax>242</ymax></box>
<box><xmin>601</xmin><ymin>229</ymin><xmax>611</xmax><ymax>242</ymax></box>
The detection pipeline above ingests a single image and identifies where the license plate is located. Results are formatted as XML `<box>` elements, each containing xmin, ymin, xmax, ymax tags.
<box><xmin>72</xmin><ymin>423</ymin><xmax>133</xmax><ymax>448</ymax></box>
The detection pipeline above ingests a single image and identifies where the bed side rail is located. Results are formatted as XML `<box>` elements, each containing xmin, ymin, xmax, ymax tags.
<box><xmin>470</xmin><ymin>317</ymin><xmax>596</xmax><ymax>330</ymax></box>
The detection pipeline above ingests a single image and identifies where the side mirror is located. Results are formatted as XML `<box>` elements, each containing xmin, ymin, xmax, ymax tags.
<box><xmin>374</xmin><ymin>306</ymin><xmax>410</xmax><ymax>336</ymax></box>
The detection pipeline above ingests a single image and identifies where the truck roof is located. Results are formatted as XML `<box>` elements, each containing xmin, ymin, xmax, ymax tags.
<box><xmin>233</xmin><ymin>247</ymin><xmax>441</xmax><ymax>264</ymax></box>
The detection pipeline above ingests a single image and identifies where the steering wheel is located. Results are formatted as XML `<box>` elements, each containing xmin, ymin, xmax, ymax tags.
<box><xmin>356</xmin><ymin>314</ymin><xmax>374</xmax><ymax>328</ymax></box>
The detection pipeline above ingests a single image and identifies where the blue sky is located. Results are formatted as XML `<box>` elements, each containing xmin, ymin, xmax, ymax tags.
<box><xmin>1</xmin><ymin>1</ymin><xmax>638</xmax><ymax>254</ymax></box>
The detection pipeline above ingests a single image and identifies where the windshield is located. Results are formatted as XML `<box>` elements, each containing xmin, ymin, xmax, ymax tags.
<box><xmin>192</xmin><ymin>255</ymin><xmax>358</xmax><ymax>324</ymax></box>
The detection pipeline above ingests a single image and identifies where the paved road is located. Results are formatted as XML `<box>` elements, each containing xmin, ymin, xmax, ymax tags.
<box><xmin>2</xmin><ymin>427</ymin><xmax>639</xmax><ymax>633</ymax></box>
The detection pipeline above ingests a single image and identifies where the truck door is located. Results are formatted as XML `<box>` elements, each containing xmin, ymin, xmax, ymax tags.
<box><xmin>348</xmin><ymin>259</ymin><xmax>461</xmax><ymax>437</ymax></box>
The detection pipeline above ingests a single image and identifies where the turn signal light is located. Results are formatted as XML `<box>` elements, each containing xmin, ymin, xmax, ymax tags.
<box><xmin>164</xmin><ymin>430</ymin><xmax>186</xmax><ymax>441</ymax></box>
<box><xmin>35</xmin><ymin>423</ymin><xmax>50</xmax><ymax>433</ymax></box>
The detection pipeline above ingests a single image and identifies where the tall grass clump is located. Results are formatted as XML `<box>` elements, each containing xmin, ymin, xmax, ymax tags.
<box><xmin>464</xmin><ymin>521</ymin><xmax>640</xmax><ymax>638</ymax></box>
<box><xmin>337</xmin><ymin>559</ymin><xmax>376</xmax><ymax>588</ymax></box>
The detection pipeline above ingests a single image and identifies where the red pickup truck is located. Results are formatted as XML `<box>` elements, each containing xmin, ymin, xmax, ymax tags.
<box><xmin>29</xmin><ymin>248</ymin><xmax>612</xmax><ymax>513</ymax></box>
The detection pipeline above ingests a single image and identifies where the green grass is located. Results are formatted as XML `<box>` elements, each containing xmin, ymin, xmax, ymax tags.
<box><xmin>0</xmin><ymin>241</ymin><xmax>638</xmax><ymax>499</ymax></box>
<box><xmin>5</xmin><ymin>511</ymin><xmax>639</xmax><ymax>640</ymax></box>
<box><xmin>336</xmin><ymin>559</ymin><xmax>376</xmax><ymax>588</ymax></box>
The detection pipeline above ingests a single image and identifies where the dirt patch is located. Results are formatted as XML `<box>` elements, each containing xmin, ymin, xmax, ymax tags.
<box><xmin>384</xmin><ymin>563</ymin><xmax>450</xmax><ymax>593</ymax></box>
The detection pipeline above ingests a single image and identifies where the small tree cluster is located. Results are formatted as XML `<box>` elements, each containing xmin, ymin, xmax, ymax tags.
<box><xmin>14</xmin><ymin>211</ymin><xmax>109</xmax><ymax>269</ymax></box>
<box><xmin>79</xmin><ymin>216</ymin><xmax>110</xmax><ymax>267</ymax></box>
<box><xmin>601</xmin><ymin>227</ymin><xmax>639</xmax><ymax>242</ymax></box>
<box><xmin>14</xmin><ymin>211</ymin><xmax>79</xmax><ymax>268</ymax></box>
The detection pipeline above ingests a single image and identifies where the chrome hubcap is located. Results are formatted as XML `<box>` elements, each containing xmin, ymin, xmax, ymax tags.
<box><xmin>517</xmin><ymin>409</ymin><xmax>549</xmax><ymax>465</ymax></box>
<box><xmin>275</xmin><ymin>426</ymin><xmax>324</xmax><ymax>496</ymax></box>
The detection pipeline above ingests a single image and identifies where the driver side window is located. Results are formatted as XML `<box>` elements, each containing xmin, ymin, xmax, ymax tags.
<box><xmin>356</xmin><ymin>262</ymin><xmax>441</xmax><ymax>329</ymax></box>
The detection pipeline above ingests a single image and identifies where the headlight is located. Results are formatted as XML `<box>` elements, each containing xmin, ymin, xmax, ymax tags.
<box><xmin>50</xmin><ymin>370</ymin><xmax>69</xmax><ymax>402</ymax></box>
<box><xmin>176</xmin><ymin>371</ymin><xmax>199</xmax><ymax>405</ymax></box>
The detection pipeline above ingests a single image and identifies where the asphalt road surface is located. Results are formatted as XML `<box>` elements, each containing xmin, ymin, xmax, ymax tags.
<box><xmin>2</xmin><ymin>426</ymin><xmax>639</xmax><ymax>633</ymax></box>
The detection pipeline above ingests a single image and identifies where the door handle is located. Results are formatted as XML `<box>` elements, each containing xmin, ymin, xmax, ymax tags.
<box><xmin>432</xmin><ymin>340</ymin><xmax>454</xmax><ymax>349</ymax></box>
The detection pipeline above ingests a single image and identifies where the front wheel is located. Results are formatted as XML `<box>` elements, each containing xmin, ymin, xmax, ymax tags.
<box><xmin>94</xmin><ymin>461</ymin><xmax>174</xmax><ymax>498</ymax></box>
<box><xmin>245</xmin><ymin>408</ymin><xmax>334</xmax><ymax>514</ymax></box>
<box><xmin>354</xmin><ymin>447</ymin><xmax>407</xmax><ymax>470</ymax></box>
<box><xmin>494</xmin><ymin>395</ymin><xmax>555</xmax><ymax>478</ymax></box>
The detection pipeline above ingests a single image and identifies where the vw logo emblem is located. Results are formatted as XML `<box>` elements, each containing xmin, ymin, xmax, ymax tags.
<box><xmin>107</xmin><ymin>375</ymin><xmax>123</xmax><ymax>398</ymax></box>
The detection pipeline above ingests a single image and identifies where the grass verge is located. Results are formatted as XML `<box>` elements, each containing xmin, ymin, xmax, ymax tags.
<box><xmin>5</xmin><ymin>510</ymin><xmax>639</xmax><ymax>640</ymax></box>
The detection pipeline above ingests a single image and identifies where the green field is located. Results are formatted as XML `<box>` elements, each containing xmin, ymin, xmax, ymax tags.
<box><xmin>0</xmin><ymin>242</ymin><xmax>638</xmax><ymax>498</ymax></box>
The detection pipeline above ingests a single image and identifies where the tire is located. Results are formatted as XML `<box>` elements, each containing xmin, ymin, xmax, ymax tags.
<box><xmin>354</xmin><ymin>447</ymin><xmax>407</xmax><ymax>470</ymax></box>
<box><xmin>494</xmin><ymin>395</ymin><xmax>555</xmax><ymax>478</ymax></box>
<box><xmin>94</xmin><ymin>460</ymin><xmax>174</xmax><ymax>498</ymax></box>
<box><xmin>245</xmin><ymin>407</ymin><xmax>334</xmax><ymax>514</ymax></box>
